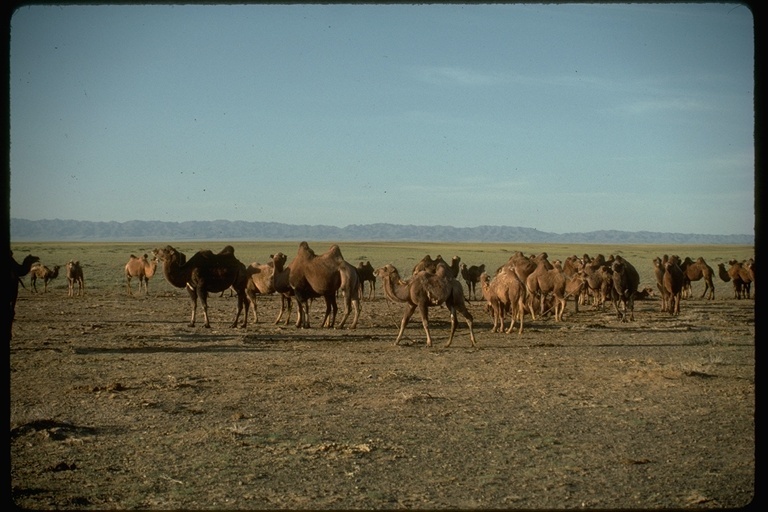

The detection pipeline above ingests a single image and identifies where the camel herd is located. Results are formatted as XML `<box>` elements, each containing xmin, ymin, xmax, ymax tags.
<box><xmin>9</xmin><ymin>246</ymin><xmax>756</xmax><ymax>346</ymax></box>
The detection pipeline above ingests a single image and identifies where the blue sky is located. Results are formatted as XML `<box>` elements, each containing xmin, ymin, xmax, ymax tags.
<box><xmin>9</xmin><ymin>3</ymin><xmax>754</xmax><ymax>235</ymax></box>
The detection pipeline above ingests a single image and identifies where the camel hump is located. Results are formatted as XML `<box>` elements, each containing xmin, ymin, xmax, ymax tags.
<box><xmin>298</xmin><ymin>241</ymin><xmax>316</xmax><ymax>258</ymax></box>
<box><xmin>219</xmin><ymin>245</ymin><xmax>235</xmax><ymax>255</ymax></box>
<box><xmin>327</xmin><ymin>245</ymin><xmax>344</xmax><ymax>261</ymax></box>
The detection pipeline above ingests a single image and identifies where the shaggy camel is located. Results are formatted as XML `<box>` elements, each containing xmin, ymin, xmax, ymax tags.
<box><xmin>66</xmin><ymin>260</ymin><xmax>84</xmax><ymax>297</ymax></box>
<box><xmin>479</xmin><ymin>268</ymin><xmax>526</xmax><ymax>334</ymax></box>
<box><xmin>356</xmin><ymin>261</ymin><xmax>376</xmax><ymax>300</ymax></box>
<box><xmin>663</xmin><ymin>259</ymin><xmax>685</xmax><ymax>315</ymax></box>
<box><xmin>153</xmin><ymin>245</ymin><xmax>248</xmax><ymax>328</ymax></box>
<box><xmin>124</xmin><ymin>254</ymin><xmax>158</xmax><ymax>296</ymax></box>
<box><xmin>287</xmin><ymin>242</ymin><xmax>360</xmax><ymax>329</ymax></box>
<box><xmin>680</xmin><ymin>256</ymin><xmax>715</xmax><ymax>300</ymax></box>
<box><xmin>610</xmin><ymin>256</ymin><xmax>639</xmax><ymax>322</ymax></box>
<box><xmin>526</xmin><ymin>257</ymin><xmax>568</xmax><ymax>321</ymax></box>
<box><xmin>376</xmin><ymin>264</ymin><xmax>475</xmax><ymax>347</ymax></box>
<box><xmin>30</xmin><ymin>263</ymin><xmax>60</xmax><ymax>293</ymax></box>
<box><xmin>653</xmin><ymin>256</ymin><xmax>670</xmax><ymax>312</ymax></box>
<box><xmin>578</xmin><ymin>254</ymin><xmax>612</xmax><ymax>310</ymax></box>
<box><xmin>10</xmin><ymin>252</ymin><xmax>40</xmax><ymax>337</ymax></box>
<box><xmin>460</xmin><ymin>262</ymin><xmax>485</xmax><ymax>301</ymax></box>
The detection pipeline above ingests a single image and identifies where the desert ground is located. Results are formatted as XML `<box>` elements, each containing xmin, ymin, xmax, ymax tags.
<box><xmin>10</xmin><ymin>242</ymin><xmax>755</xmax><ymax>510</ymax></box>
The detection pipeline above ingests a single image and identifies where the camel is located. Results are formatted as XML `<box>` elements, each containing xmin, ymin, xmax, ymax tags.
<box><xmin>375</xmin><ymin>263</ymin><xmax>475</xmax><ymax>347</ymax></box>
<box><xmin>663</xmin><ymin>259</ymin><xmax>685</xmax><ymax>315</ymax></box>
<box><xmin>578</xmin><ymin>255</ymin><xmax>611</xmax><ymax>310</ymax></box>
<box><xmin>66</xmin><ymin>260</ymin><xmax>84</xmax><ymax>297</ymax></box>
<box><xmin>479</xmin><ymin>268</ymin><xmax>526</xmax><ymax>334</ymax></box>
<box><xmin>356</xmin><ymin>261</ymin><xmax>376</xmax><ymax>300</ymax></box>
<box><xmin>153</xmin><ymin>245</ymin><xmax>248</xmax><ymax>328</ymax></box>
<box><xmin>653</xmin><ymin>256</ymin><xmax>670</xmax><ymax>312</ymax></box>
<box><xmin>10</xmin><ymin>252</ymin><xmax>40</xmax><ymax>338</ymax></box>
<box><xmin>610</xmin><ymin>256</ymin><xmax>639</xmax><ymax>322</ymax></box>
<box><xmin>525</xmin><ymin>257</ymin><xmax>568</xmax><ymax>321</ymax></box>
<box><xmin>244</xmin><ymin>260</ymin><xmax>276</xmax><ymax>324</ymax></box>
<box><xmin>270</xmin><ymin>252</ymin><xmax>297</xmax><ymax>325</ymax></box>
<box><xmin>722</xmin><ymin>260</ymin><xmax>753</xmax><ymax>299</ymax></box>
<box><xmin>460</xmin><ymin>262</ymin><xmax>485</xmax><ymax>301</ymax></box>
<box><xmin>30</xmin><ymin>263</ymin><xmax>60</xmax><ymax>293</ymax></box>
<box><xmin>679</xmin><ymin>256</ymin><xmax>715</xmax><ymax>300</ymax></box>
<box><xmin>412</xmin><ymin>254</ymin><xmax>460</xmax><ymax>278</ymax></box>
<box><xmin>124</xmin><ymin>254</ymin><xmax>159</xmax><ymax>296</ymax></box>
<box><xmin>286</xmin><ymin>242</ymin><xmax>360</xmax><ymax>329</ymax></box>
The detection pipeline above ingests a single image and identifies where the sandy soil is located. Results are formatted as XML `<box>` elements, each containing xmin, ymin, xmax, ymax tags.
<box><xmin>10</xmin><ymin>285</ymin><xmax>755</xmax><ymax>509</ymax></box>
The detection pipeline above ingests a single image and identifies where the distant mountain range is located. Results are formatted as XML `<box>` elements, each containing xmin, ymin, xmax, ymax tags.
<box><xmin>9</xmin><ymin>218</ymin><xmax>754</xmax><ymax>245</ymax></box>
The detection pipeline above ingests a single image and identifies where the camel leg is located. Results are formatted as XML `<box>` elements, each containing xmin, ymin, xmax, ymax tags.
<box><xmin>418</xmin><ymin>303</ymin><xmax>434</xmax><ymax>347</ymax></box>
<box><xmin>444</xmin><ymin>309</ymin><xmax>458</xmax><ymax>348</ymax></box>
<box><xmin>395</xmin><ymin>304</ymin><xmax>417</xmax><ymax>346</ymax></box>
<box><xmin>186</xmin><ymin>287</ymin><xmax>199</xmax><ymax>327</ymax></box>
<box><xmin>199</xmin><ymin>290</ymin><xmax>212</xmax><ymax>328</ymax></box>
<box><xmin>232</xmin><ymin>290</ymin><xmax>247</xmax><ymax>328</ymax></box>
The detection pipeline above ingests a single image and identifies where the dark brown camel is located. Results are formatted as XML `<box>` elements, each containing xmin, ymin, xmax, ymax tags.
<box><xmin>663</xmin><ymin>259</ymin><xmax>685</xmax><ymax>315</ymax></box>
<box><xmin>10</xmin><ymin>252</ymin><xmax>40</xmax><ymax>338</ymax></box>
<box><xmin>30</xmin><ymin>263</ymin><xmax>60</xmax><ymax>293</ymax></box>
<box><xmin>124</xmin><ymin>254</ymin><xmax>159</xmax><ymax>296</ymax></box>
<box><xmin>66</xmin><ymin>260</ymin><xmax>85</xmax><ymax>297</ymax></box>
<box><xmin>356</xmin><ymin>261</ymin><xmax>377</xmax><ymax>300</ymax></box>
<box><xmin>460</xmin><ymin>262</ymin><xmax>485</xmax><ymax>301</ymax></box>
<box><xmin>287</xmin><ymin>242</ymin><xmax>360</xmax><ymax>329</ymax></box>
<box><xmin>610</xmin><ymin>256</ymin><xmax>639</xmax><ymax>322</ymax></box>
<box><xmin>375</xmin><ymin>263</ymin><xmax>475</xmax><ymax>347</ymax></box>
<box><xmin>153</xmin><ymin>245</ymin><xmax>248</xmax><ymax>328</ymax></box>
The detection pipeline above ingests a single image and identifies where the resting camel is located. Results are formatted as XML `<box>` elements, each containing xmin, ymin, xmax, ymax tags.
<box><xmin>376</xmin><ymin>263</ymin><xmax>475</xmax><ymax>347</ymax></box>
<box><xmin>66</xmin><ymin>260</ymin><xmax>84</xmax><ymax>297</ymax></box>
<box><xmin>124</xmin><ymin>254</ymin><xmax>159</xmax><ymax>296</ymax></box>
<box><xmin>679</xmin><ymin>256</ymin><xmax>715</xmax><ymax>300</ymax></box>
<box><xmin>356</xmin><ymin>261</ymin><xmax>376</xmax><ymax>300</ymax></box>
<box><xmin>287</xmin><ymin>242</ymin><xmax>360</xmax><ymax>329</ymax></box>
<box><xmin>10</xmin><ymin>252</ymin><xmax>40</xmax><ymax>338</ymax></box>
<box><xmin>153</xmin><ymin>245</ymin><xmax>248</xmax><ymax>328</ymax></box>
<box><xmin>460</xmin><ymin>262</ymin><xmax>485</xmax><ymax>301</ymax></box>
<box><xmin>30</xmin><ymin>263</ymin><xmax>60</xmax><ymax>293</ymax></box>
<box><xmin>479</xmin><ymin>268</ymin><xmax>526</xmax><ymax>334</ymax></box>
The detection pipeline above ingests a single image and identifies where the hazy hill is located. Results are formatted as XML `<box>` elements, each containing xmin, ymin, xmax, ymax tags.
<box><xmin>9</xmin><ymin>218</ymin><xmax>754</xmax><ymax>245</ymax></box>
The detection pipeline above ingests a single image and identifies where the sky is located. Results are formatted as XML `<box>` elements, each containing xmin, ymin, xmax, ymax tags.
<box><xmin>8</xmin><ymin>3</ymin><xmax>755</xmax><ymax>235</ymax></box>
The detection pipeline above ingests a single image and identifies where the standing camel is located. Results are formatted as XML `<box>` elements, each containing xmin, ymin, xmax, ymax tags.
<box><xmin>287</xmin><ymin>242</ymin><xmax>360</xmax><ymax>329</ymax></box>
<box><xmin>10</xmin><ymin>252</ymin><xmax>40</xmax><ymax>338</ymax></box>
<box><xmin>66</xmin><ymin>260</ymin><xmax>85</xmax><ymax>297</ymax></box>
<box><xmin>153</xmin><ymin>245</ymin><xmax>248</xmax><ymax>328</ymax></box>
<box><xmin>244</xmin><ymin>260</ymin><xmax>276</xmax><ymax>324</ymax></box>
<box><xmin>375</xmin><ymin>263</ymin><xmax>475</xmax><ymax>348</ymax></box>
<box><xmin>29</xmin><ymin>263</ymin><xmax>60</xmax><ymax>293</ymax></box>
<box><xmin>271</xmin><ymin>252</ymin><xmax>296</xmax><ymax>325</ymax></box>
<box><xmin>124</xmin><ymin>254</ymin><xmax>159</xmax><ymax>296</ymax></box>
<box><xmin>356</xmin><ymin>261</ymin><xmax>377</xmax><ymax>300</ymax></box>
<box><xmin>680</xmin><ymin>256</ymin><xmax>715</xmax><ymax>300</ymax></box>
<box><xmin>479</xmin><ymin>268</ymin><xmax>526</xmax><ymax>335</ymax></box>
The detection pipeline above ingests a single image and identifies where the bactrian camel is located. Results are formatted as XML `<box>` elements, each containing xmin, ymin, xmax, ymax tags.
<box><xmin>153</xmin><ymin>245</ymin><xmax>248</xmax><ymax>328</ymax></box>
<box><xmin>287</xmin><ymin>242</ymin><xmax>360</xmax><ymax>329</ymax></box>
<box><xmin>375</xmin><ymin>263</ymin><xmax>475</xmax><ymax>347</ymax></box>
<box><xmin>356</xmin><ymin>261</ymin><xmax>377</xmax><ymax>300</ymax></box>
<box><xmin>66</xmin><ymin>260</ymin><xmax>85</xmax><ymax>297</ymax></box>
<box><xmin>10</xmin><ymin>252</ymin><xmax>40</xmax><ymax>339</ymax></box>
<box><xmin>124</xmin><ymin>254</ymin><xmax>159</xmax><ymax>296</ymax></box>
<box><xmin>30</xmin><ymin>263</ymin><xmax>60</xmax><ymax>293</ymax></box>
<box><xmin>479</xmin><ymin>268</ymin><xmax>525</xmax><ymax>335</ymax></box>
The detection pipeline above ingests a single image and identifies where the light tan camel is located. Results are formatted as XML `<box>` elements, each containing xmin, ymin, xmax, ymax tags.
<box><xmin>287</xmin><ymin>242</ymin><xmax>360</xmax><ymax>329</ymax></box>
<box><xmin>124</xmin><ymin>254</ymin><xmax>159</xmax><ymax>296</ymax></box>
<box><xmin>30</xmin><ymin>263</ymin><xmax>60</xmax><ymax>293</ymax></box>
<box><xmin>66</xmin><ymin>260</ymin><xmax>84</xmax><ymax>297</ymax></box>
<box><xmin>244</xmin><ymin>260</ymin><xmax>276</xmax><ymax>324</ymax></box>
<box><xmin>375</xmin><ymin>263</ymin><xmax>475</xmax><ymax>347</ymax></box>
<box><xmin>153</xmin><ymin>245</ymin><xmax>248</xmax><ymax>328</ymax></box>
<box><xmin>653</xmin><ymin>256</ymin><xmax>670</xmax><ymax>312</ymax></box>
<box><xmin>270</xmin><ymin>252</ymin><xmax>297</xmax><ymax>325</ymax></box>
<box><xmin>479</xmin><ymin>268</ymin><xmax>526</xmax><ymax>334</ymax></box>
